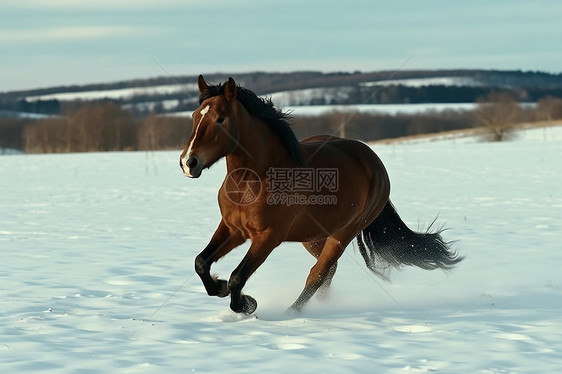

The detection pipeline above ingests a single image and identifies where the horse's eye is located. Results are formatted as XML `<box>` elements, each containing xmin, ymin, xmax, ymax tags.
<box><xmin>217</xmin><ymin>117</ymin><xmax>225</xmax><ymax>125</ymax></box>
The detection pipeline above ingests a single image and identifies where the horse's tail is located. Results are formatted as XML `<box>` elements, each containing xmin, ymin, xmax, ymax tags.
<box><xmin>356</xmin><ymin>200</ymin><xmax>463</xmax><ymax>280</ymax></box>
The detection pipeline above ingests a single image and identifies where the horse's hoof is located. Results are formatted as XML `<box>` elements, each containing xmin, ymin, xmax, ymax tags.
<box><xmin>216</xmin><ymin>280</ymin><xmax>230</xmax><ymax>298</ymax></box>
<box><xmin>208</xmin><ymin>277</ymin><xmax>230</xmax><ymax>298</ymax></box>
<box><xmin>231</xmin><ymin>294</ymin><xmax>257</xmax><ymax>315</ymax></box>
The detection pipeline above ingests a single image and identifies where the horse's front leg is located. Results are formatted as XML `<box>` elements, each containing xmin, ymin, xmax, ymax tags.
<box><xmin>195</xmin><ymin>220</ymin><xmax>245</xmax><ymax>298</ymax></box>
<box><xmin>228</xmin><ymin>234</ymin><xmax>280</xmax><ymax>314</ymax></box>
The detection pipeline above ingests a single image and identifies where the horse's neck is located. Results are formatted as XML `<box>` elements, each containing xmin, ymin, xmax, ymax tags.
<box><xmin>226</xmin><ymin>116</ymin><xmax>293</xmax><ymax>176</ymax></box>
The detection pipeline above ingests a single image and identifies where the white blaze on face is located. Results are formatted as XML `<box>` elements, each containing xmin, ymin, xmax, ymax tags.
<box><xmin>181</xmin><ymin>105</ymin><xmax>210</xmax><ymax>176</ymax></box>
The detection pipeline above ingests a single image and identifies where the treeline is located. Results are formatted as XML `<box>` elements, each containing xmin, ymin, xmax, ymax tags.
<box><xmin>292</xmin><ymin>110</ymin><xmax>476</xmax><ymax>141</ymax></box>
<box><xmin>294</xmin><ymin>94</ymin><xmax>562</xmax><ymax>142</ymax></box>
<box><xmin>1</xmin><ymin>103</ymin><xmax>190</xmax><ymax>153</ymax></box>
<box><xmin>316</xmin><ymin>85</ymin><xmax>562</xmax><ymax>106</ymax></box>
<box><xmin>0</xmin><ymin>98</ymin><xmax>60</xmax><ymax>115</ymax></box>
<box><xmin>2</xmin><ymin>95</ymin><xmax>562</xmax><ymax>153</ymax></box>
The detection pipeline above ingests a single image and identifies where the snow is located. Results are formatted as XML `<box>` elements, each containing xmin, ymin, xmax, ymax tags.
<box><xmin>25</xmin><ymin>84</ymin><xmax>198</xmax><ymax>102</ymax></box>
<box><xmin>1</xmin><ymin>126</ymin><xmax>561</xmax><ymax>373</ymax></box>
<box><xmin>269</xmin><ymin>87</ymin><xmax>355</xmax><ymax>106</ymax></box>
<box><xmin>286</xmin><ymin>103</ymin><xmax>479</xmax><ymax>116</ymax></box>
<box><xmin>123</xmin><ymin>99</ymin><xmax>184</xmax><ymax>112</ymax></box>
<box><xmin>0</xmin><ymin>111</ymin><xmax>52</xmax><ymax>119</ymax></box>
<box><xmin>361</xmin><ymin>76</ymin><xmax>483</xmax><ymax>88</ymax></box>
<box><xmin>0</xmin><ymin>148</ymin><xmax>24</xmax><ymax>155</ymax></box>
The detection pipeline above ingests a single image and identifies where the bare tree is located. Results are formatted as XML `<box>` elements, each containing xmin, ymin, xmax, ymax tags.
<box><xmin>23</xmin><ymin>118</ymin><xmax>67</xmax><ymax>153</ymax></box>
<box><xmin>474</xmin><ymin>92</ymin><xmax>521</xmax><ymax>142</ymax></box>
<box><xmin>138</xmin><ymin>114</ymin><xmax>189</xmax><ymax>150</ymax></box>
<box><xmin>138</xmin><ymin>114</ymin><xmax>159</xmax><ymax>150</ymax></box>
<box><xmin>535</xmin><ymin>96</ymin><xmax>562</xmax><ymax>122</ymax></box>
<box><xmin>329</xmin><ymin>110</ymin><xmax>353</xmax><ymax>139</ymax></box>
<box><xmin>23</xmin><ymin>102</ymin><xmax>135</xmax><ymax>153</ymax></box>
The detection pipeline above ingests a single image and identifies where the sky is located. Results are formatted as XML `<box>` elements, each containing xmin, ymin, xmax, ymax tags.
<box><xmin>1</xmin><ymin>0</ymin><xmax>560</xmax><ymax>91</ymax></box>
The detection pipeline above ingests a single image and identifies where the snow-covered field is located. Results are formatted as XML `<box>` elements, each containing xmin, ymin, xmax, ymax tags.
<box><xmin>1</xmin><ymin>126</ymin><xmax>561</xmax><ymax>373</ymax></box>
<box><xmin>285</xmin><ymin>103</ymin><xmax>479</xmax><ymax>116</ymax></box>
<box><xmin>361</xmin><ymin>76</ymin><xmax>483</xmax><ymax>88</ymax></box>
<box><xmin>269</xmin><ymin>86</ymin><xmax>355</xmax><ymax>107</ymax></box>
<box><xmin>25</xmin><ymin>84</ymin><xmax>198</xmax><ymax>102</ymax></box>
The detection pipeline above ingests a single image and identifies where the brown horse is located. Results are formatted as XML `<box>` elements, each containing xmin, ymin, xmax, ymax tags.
<box><xmin>180</xmin><ymin>76</ymin><xmax>462</xmax><ymax>314</ymax></box>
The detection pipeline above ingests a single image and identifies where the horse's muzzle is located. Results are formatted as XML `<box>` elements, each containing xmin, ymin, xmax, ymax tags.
<box><xmin>180</xmin><ymin>155</ymin><xmax>204</xmax><ymax>178</ymax></box>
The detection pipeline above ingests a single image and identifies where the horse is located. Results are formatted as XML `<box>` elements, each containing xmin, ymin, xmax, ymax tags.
<box><xmin>180</xmin><ymin>75</ymin><xmax>462</xmax><ymax>314</ymax></box>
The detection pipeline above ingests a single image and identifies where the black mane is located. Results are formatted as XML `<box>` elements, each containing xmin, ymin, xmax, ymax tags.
<box><xmin>199</xmin><ymin>82</ymin><xmax>304</xmax><ymax>164</ymax></box>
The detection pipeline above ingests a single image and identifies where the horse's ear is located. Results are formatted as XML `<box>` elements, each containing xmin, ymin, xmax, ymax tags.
<box><xmin>198</xmin><ymin>75</ymin><xmax>209</xmax><ymax>94</ymax></box>
<box><xmin>224</xmin><ymin>77</ymin><xmax>237</xmax><ymax>103</ymax></box>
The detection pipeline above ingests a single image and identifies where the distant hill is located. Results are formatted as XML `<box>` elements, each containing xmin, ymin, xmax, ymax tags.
<box><xmin>2</xmin><ymin>69</ymin><xmax>562</xmax><ymax>117</ymax></box>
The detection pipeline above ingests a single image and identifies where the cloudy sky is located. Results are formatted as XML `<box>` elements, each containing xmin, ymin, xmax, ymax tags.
<box><xmin>1</xmin><ymin>0</ymin><xmax>560</xmax><ymax>91</ymax></box>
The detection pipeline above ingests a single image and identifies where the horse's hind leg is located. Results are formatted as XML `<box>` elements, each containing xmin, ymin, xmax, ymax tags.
<box><xmin>289</xmin><ymin>237</ymin><xmax>348</xmax><ymax>313</ymax></box>
<box><xmin>317</xmin><ymin>262</ymin><xmax>337</xmax><ymax>299</ymax></box>
<box><xmin>302</xmin><ymin>240</ymin><xmax>336</xmax><ymax>299</ymax></box>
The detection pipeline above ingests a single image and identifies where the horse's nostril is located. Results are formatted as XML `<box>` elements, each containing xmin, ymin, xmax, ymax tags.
<box><xmin>187</xmin><ymin>157</ymin><xmax>199</xmax><ymax>169</ymax></box>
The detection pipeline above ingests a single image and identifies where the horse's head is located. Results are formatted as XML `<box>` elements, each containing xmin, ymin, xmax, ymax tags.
<box><xmin>180</xmin><ymin>75</ymin><xmax>240</xmax><ymax>178</ymax></box>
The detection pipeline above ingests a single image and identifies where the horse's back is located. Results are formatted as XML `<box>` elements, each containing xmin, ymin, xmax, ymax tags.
<box><xmin>300</xmin><ymin>133</ymin><xmax>390</xmax><ymax>205</ymax></box>
<box><xmin>300</xmin><ymin>135</ymin><xmax>387</xmax><ymax>175</ymax></box>
<box><xmin>300</xmin><ymin>135</ymin><xmax>341</xmax><ymax>144</ymax></box>
<box><xmin>300</xmin><ymin>135</ymin><xmax>373</xmax><ymax>154</ymax></box>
